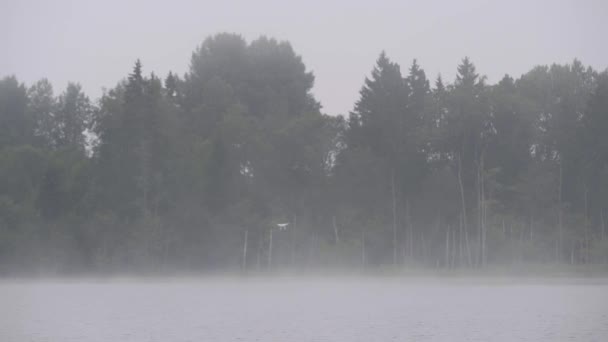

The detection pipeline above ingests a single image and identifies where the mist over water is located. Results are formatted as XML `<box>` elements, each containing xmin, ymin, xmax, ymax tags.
<box><xmin>3</xmin><ymin>2</ymin><xmax>608</xmax><ymax>341</ymax></box>
<box><xmin>2</xmin><ymin>277</ymin><xmax>607</xmax><ymax>342</ymax></box>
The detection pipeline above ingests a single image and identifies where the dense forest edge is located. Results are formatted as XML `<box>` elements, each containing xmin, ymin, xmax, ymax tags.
<box><xmin>1</xmin><ymin>33</ymin><xmax>608</xmax><ymax>276</ymax></box>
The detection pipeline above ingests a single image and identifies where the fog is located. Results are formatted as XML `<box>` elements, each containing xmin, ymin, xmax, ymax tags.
<box><xmin>2</xmin><ymin>1</ymin><xmax>608</xmax><ymax>341</ymax></box>
<box><xmin>3</xmin><ymin>277</ymin><xmax>608</xmax><ymax>341</ymax></box>
<box><xmin>2</xmin><ymin>0</ymin><xmax>608</xmax><ymax>115</ymax></box>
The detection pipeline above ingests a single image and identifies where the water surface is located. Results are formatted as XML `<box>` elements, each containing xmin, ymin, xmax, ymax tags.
<box><xmin>2</xmin><ymin>277</ymin><xmax>607</xmax><ymax>341</ymax></box>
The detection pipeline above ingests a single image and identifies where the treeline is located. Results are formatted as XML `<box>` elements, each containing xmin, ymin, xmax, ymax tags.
<box><xmin>1</xmin><ymin>33</ymin><xmax>607</xmax><ymax>274</ymax></box>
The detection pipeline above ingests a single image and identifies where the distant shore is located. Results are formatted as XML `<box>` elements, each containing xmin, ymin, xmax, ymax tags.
<box><xmin>2</xmin><ymin>263</ymin><xmax>608</xmax><ymax>283</ymax></box>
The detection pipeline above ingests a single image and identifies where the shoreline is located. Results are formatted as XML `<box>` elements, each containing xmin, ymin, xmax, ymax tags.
<box><xmin>2</xmin><ymin>264</ymin><xmax>608</xmax><ymax>284</ymax></box>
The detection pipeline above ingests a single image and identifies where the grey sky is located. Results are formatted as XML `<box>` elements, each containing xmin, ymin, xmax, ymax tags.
<box><xmin>2</xmin><ymin>0</ymin><xmax>607</xmax><ymax>115</ymax></box>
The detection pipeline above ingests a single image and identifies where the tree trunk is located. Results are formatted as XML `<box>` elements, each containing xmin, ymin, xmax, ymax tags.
<box><xmin>361</xmin><ymin>229</ymin><xmax>366</xmax><ymax>268</ymax></box>
<box><xmin>457</xmin><ymin>153</ymin><xmax>472</xmax><ymax>267</ymax></box>
<box><xmin>530</xmin><ymin>214</ymin><xmax>534</xmax><ymax>242</ymax></box>
<box><xmin>445</xmin><ymin>224</ymin><xmax>450</xmax><ymax>269</ymax></box>
<box><xmin>268</xmin><ymin>227</ymin><xmax>273</xmax><ymax>268</ymax></box>
<box><xmin>453</xmin><ymin>221</ymin><xmax>459</xmax><ymax>268</ymax></box>
<box><xmin>391</xmin><ymin>169</ymin><xmax>398</xmax><ymax>265</ymax></box>
<box><xmin>482</xmin><ymin>165</ymin><xmax>488</xmax><ymax>267</ymax></box>
<box><xmin>584</xmin><ymin>183</ymin><xmax>589</xmax><ymax>264</ymax></box>
<box><xmin>570</xmin><ymin>244</ymin><xmax>575</xmax><ymax>265</ymax></box>
<box><xmin>406</xmin><ymin>199</ymin><xmax>413</xmax><ymax>259</ymax></box>
<box><xmin>458</xmin><ymin>214</ymin><xmax>463</xmax><ymax>267</ymax></box>
<box><xmin>308</xmin><ymin>232</ymin><xmax>316</xmax><ymax>267</ymax></box>
<box><xmin>292</xmin><ymin>214</ymin><xmax>297</xmax><ymax>266</ymax></box>
<box><xmin>242</xmin><ymin>229</ymin><xmax>248</xmax><ymax>270</ymax></box>
<box><xmin>477</xmin><ymin>158</ymin><xmax>482</xmax><ymax>267</ymax></box>
<box><xmin>256</xmin><ymin>235</ymin><xmax>262</xmax><ymax>270</ymax></box>
<box><xmin>557</xmin><ymin>162</ymin><xmax>563</xmax><ymax>263</ymax></box>
<box><xmin>601</xmin><ymin>210</ymin><xmax>606</xmax><ymax>241</ymax></box>
<box><xmin>332</xmin><ymin>215</ymin><xmax>340</xmax><ymax>245</ymax></box>
<box><xmin>478</xmin><ymin>154</ymin><xmax>486</xmax><ymax>268</ymax></box>
<box><xmin>421</xmin><ymin>231</ymin><xmax>427</xmax><ymax>265</ymax></box>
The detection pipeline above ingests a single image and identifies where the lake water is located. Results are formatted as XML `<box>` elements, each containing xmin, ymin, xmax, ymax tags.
<box><xmin>2</xmin><ymin>277</ymin><xmax>607</xmax><ymax>342</ymax></box>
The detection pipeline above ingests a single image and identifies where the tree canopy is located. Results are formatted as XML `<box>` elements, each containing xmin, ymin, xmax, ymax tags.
<box><xmin>1</xmin><ymin>33</ymin><xmax>607</xmax><ymax>274</ymax></box>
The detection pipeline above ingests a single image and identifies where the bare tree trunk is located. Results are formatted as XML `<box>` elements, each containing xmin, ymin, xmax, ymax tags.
<box><xmin>332</xmin><ymin>215</ymin><xmax>340</xmax><ymax>245</ymax></box>
<box><xmin>458</xmin><ymin>153</ymin><xmax>472</xmax><ymax>267</ymax></box>
<box><xmin>242</xmin><ymin>229</ymin><xmax>248</xmax><ymax>270</ymax></box>
<box><xmin>406</xmin><ymin>199</ymin><xmax>413</xmax><ymax>259</ymax></box>
<box><xmin>162</xmin><ymin>225</ymin><xmax>170</xmax><ymax>271</ymax></box>
<box><xmin>308</xmin><ymin>232</ymin><xmax>316</xmax><ymax>267</ymax></box>
<box><xmin>530</xmin><ymin>214</ymin><xmax>534</xmax><ymax>242</ymax></box>
<box><xmin>477</xmin><ymin>158</ymin><xmax>482</xmax><ymax>268</ymax></box>
<box><xmin>391</xmin><ymin>169</ymin><xmax>398</xmax><ymax>265</ymax></box>
<box><xmin>101</xmin><ymin>232</ymin><xmax>109</xmax><ymax>268</ymax></box>
<box><xmin>361</xmin><ymin>229</ymin><xmax>366</xmax><ymax>267</ymax></box>
<box><xmin>445</xmin><ymin>224</ymin><xmax>450</xmax><ymax>269</ymax></box>
<box><xmin>519</xmin><ymin>221</ymin><xmax>524</xmax><ymax>263</ymax></box>
<box><xmin>484</xmin><ymin>160</ymin><xmax>488</xmax><ymax>267</ymax></box>
<box><xmin>478</xmin><ymin>153</ymin><xmax>487</xmax><ymax>268</ymax></box>
<box><xmin>478</xmin><ymin>154</ymin><xmax>487</xmax><ymax>268</ymax></box>
<box><xmin>292</xmin><ymin>214</ymin><xmax>297</xmax><ymax>266</ymax></box>
<box><xmin>453</xmin><ymin>222</ymin><xmax>458</xmax><ymax>268</ymax></box>
<box><xmin>510</xmin><ymin>220</ymin><xmax>515</xmax><ymax>264</ymax></box>
<box><xmin>256</xmin><ymin>235</ymin><xmax>261</xmax><ymax>270</ymax></box>
<box><xmin>584</xmin><ymin>183</ymin><xmax>589</xmax><ymax>264</ymax></box>
<box><xmin>570</xmin><ymin>244</ymin><xmax>575</xmax><ymax>265</ymax></box>
<box><xmin>268</xmin><ymin>227</ymin><xmax>273</xmax><ymax>268</ymax></box>
<box><xmin>421</xmin><ymin>231</ymin><xmax>427</xmax><ymax>265</ymax></box>
<box><xmin>482</xmin><ymin>166</ymin><xmax>488</xmax><ymax>267</ymax></box>
<box><xmin>601</xmin><ymin>210</ymin><xmax>606</xmax><ymax>241</ymax></box>
<box><xmin>458</xmin><ymin>214</ymin><xmax>463</xmax><ymax>267</ymax></box>
<box><xmin>583</xmin><ymin>227</ymin><xmax>589</xmax><ymax>265</ymax></box>
<box><xmin>557</xmin><ymin>162</ymin><xmax>563</xmax><ymax>263</ymax></box>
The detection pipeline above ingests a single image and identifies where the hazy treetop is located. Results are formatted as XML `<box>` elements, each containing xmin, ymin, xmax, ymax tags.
<box><xmin>2</xmin><ymin>0</ymin><xmax>607</xmax><ymax>115</ymax></box>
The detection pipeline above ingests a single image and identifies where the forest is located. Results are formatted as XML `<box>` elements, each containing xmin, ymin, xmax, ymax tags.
<box><xmin>1</xmin><ymin>33</ymin><xmax>607</xmax><ymax>274</ymax></box>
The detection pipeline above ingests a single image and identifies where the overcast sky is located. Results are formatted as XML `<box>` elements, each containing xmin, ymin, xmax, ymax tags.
<box><xmin>2</xmin><ymin>0</ymin><xmax>607</xmax><ymax>115</ymax></box>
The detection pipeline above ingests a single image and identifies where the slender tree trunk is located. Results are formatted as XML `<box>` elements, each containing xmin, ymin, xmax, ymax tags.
<box><xmin>458</xmin><ymin>214</ymin><xmax>463</xmax><ymax>267</ymax></box>
<box><xmin>445</xmin><ymin>224</ymin><xmax>450</xmax><ymax>269</ymax></box>
<box><xmin>557</xmin><ymin>162</ymin><xmax>563</xmax><ymax>263</ymax></box>
<box><xmin>482</xmin><ymin>160</ymin><xmax>487</xmax><ymax>267</ymax></box>
<box><xmin>421</xmin><ymin>231</ymin><xmax>427</xmax><ymax>265</ymax></box>
<box><xmin>406</xmin><ymin>199</ymin><xmax>413</xmax><ymax>259</ymax></box>
<box><xmin>268</xmin><ymin>227</ymin><xmax>273</xmax><ymax>268</ymax></box>
<box><xmin>477</xmin><ymin>158</ymin><xmax>482</xmax><ymax>267</ymax></box>
<box><xmin>530</xmin><ymin>214</ymin><xmax>534</xmax><ymax>242</ymax></box>
<box><xmin>101</xmin><ymin>232</ymin><xmax>109</xmax><ymax>268</ymax></box>
<box><xmin>292</xmin><ymin>214</ymin><xmax>297</xmax><ymax>266</ymax></box>
<box><xmin>519</xmin><ymin>221</ymin><xmax>524</xmax><ymax>262</ymax></box>
<box><xmin>453</xmin><ymin>221</ymin><xmax>458</xmax><ymax>268</ymax></box>
<box><xmin>457</xmin><ymin>153</ymin><xmax>472</xmax><ymax>267</ymax></box>
<box><xmin>391</xmin><ymin>169</ymin><xmax>398</xmax><ymax>265</ymax></box>
<box><xmin>601</xmin><ymin>210</ymin><xmax>606</xmax><ymax>241</ymax></box>
<box><xmin>256</xmin><ymin>235</ymin><xmax>261</xmax><ymax>270</ymax></box>
<box><xmin>584</xmin><ymin>183</ymin><xmax>589</xmax><ymax>264</ymax></box>
<box><xmin>570</xmin><ymin>244</ymin><xmax>575</xmax><ymax>265</ymax></box>
<box><xmin>242</xmin><ymin>229</ymin><xmax>248</xmax><ymax>270</ymax></box>
<box><xmin>308</xmin><ymin>232</ymin><xmax>316</xmax><ymax>267</ymax></box>
<box><xmin>361</xmin><ymin>229</ymin><xmax>366</xmax><ymax>267</ymax></box>
<box><xmin>478</xmin><ymin>154</ymin><xmax>487</xmax><ymax>268</ymax></box>
<box><xmin>332</xmin><ymin>215</ymin><xmax>340</xmax><ymax>245</ymax></box>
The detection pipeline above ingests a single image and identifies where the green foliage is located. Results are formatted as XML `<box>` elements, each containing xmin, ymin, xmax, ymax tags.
<box><xmin>0</xmin><ymin>34</ymin><xmax>607</xmax><ymax>274</ymax></box>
